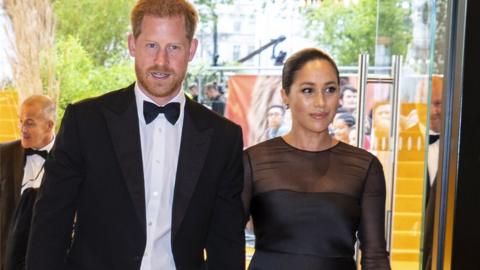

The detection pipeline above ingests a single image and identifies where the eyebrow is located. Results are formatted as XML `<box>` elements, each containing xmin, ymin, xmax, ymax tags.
<box><xmin>299</xmin><ymin>81</ymin><xmax>338</xmax><ymax>87</ymax></box>
<box><xmin>299</xmin><ymin>82</ymin><xmax>315</xmax><ymax>87</ymax></box>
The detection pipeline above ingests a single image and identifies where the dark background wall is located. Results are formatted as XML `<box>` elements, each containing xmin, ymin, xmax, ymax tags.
<box><xmin>451</xmin><ymin>1</ymin><xmax>480</xmax><ymax>269</ymax></box>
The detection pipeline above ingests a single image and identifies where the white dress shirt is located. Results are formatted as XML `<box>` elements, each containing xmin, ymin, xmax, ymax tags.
<box><xmin>135</xmin><ymin>83</ymin><xmax>185</xmax><ymax>270</ymax></box>
<box><xmin>21</xmin><ymin>137</ymin><xmax>55</xmax><ymax>194</ymax></box>
<box><xmin>428</xmin><ymin>131</ymin><xmax>440</xmax><ymax>186</ymax></box>
<box><xmin>419</xmin><ymin>123</ymin><xmax>440</xmax><ymax>186</ymax></box>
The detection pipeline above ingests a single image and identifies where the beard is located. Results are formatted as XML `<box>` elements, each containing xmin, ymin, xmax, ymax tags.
<box><xmin>135</xmin><ymin>63</ymin><xmax>185</xmax><ymax>102</ymax></box>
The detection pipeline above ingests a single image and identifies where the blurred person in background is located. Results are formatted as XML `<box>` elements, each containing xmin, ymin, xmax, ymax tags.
<box><xmin>338</xmin><ymin>85</ymin><xmax>357</xmax><ymax>115</ymax></box>
<box><xmin>266</xmin><ymin>105</ymin><xmax>289</xmax><ymax>139</ymax></box>
<box><xmin>187</xmin><ymin>83</ymin><xmax>199</xmax><ymax>102</ymax></box>
<box><xmin>403</xmin><ymin>76</ymin><xmax>443</xmax><ymax>270</ymax></box>
<box><xmin>205</xmin><ymin>82</ymin><xmax>226</xmax><ymax>115</ymax></box>
<box><xmin>0</xmin><ymin>95</ymin><xmax>56</xmax><ymax>270</ymax></box>
<box><xmin>332</xmin><ymin>112</ymin><xmax>355</xmax><ymax>144</ymax></box>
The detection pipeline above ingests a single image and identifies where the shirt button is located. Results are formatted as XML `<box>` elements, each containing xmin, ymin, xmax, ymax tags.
<box><xmin>158</xmin><ymin>127</ymin><xmax>162</xmax><ymax>132</ymax></box>
<box><xmin>155</xmin><ymin>160</ymin><xmax>160</xmax><ymax>164</ymax></box>
<box><xmin>148</xmin><ymin>221</ymin><xmax>152</xmax><ymax>226</ymax></box>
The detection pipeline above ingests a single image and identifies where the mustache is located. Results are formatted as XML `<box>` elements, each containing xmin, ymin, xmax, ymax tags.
<box><xmin>147</xmin><ymin>65</ymin><xmax>174</xmax><ymax>74</ymax></box>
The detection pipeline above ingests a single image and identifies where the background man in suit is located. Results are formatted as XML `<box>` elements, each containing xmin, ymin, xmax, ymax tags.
<box><xmin>0</xmin><ymin>95</ymin><xmax>56</xmax><ymax>270</ymax></box>
<box><xmin>420</xmin><ymin>76</ymin><xmax>443</xmax><ymax>270</ymax></box>
<box><xmin>205</xmin><ymin>82</ymin><xmax>226</xmax><ymax>116</ymax></box>
<box><xmin>26</xmin><ymin>1</ymin><xmax>245</xmax><ymax>270</ymax></box>
<box><xmin>403</xmin><ymin>76</ymin><xmax>443</xmax><ymax>270</ymax></box>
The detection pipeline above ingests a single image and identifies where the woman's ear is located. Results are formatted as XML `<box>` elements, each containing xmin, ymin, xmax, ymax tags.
<box><xmin>281</xmin><ymin>89</ymin><xmax>289</xmax><ymax>108</ymax></box>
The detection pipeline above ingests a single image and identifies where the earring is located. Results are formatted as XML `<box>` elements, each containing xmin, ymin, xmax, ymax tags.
<box><xmin>284</xmin><ymin>104</ymin><xmax>289</xmax><ymax>110</ymax></box>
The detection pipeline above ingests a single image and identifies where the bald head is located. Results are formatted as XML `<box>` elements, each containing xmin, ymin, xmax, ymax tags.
<box><xmin>21</xmin><ymin>95</ymin><xmax>56</xmax><ymax>122</ymax></box>
<box><xmin>19</xmin><ymin>95</ymin><xmax>56</xmax><ymax>149</ymax></box>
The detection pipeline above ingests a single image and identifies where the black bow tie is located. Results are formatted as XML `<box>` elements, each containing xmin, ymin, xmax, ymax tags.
<box><xmin>24</xmin><ymin>148</ymin><xmax>49</xmax><ymax>159</ymax></box>
<box><xmin>143</xmin><ymin>101</ymin><xmax>180</xmax><ymax>125</ymax></box>
<box><xmin>429</xmin><ymin>134</ymin><xmax>440</xmax><ymax>144</ymax></box>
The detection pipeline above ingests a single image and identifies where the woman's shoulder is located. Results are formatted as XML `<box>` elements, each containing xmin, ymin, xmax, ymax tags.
<box><xmin>333</xmin><ymin>142</ymin><xmax>380</xmax><ymax>164</ymax></box>
<box><xmin>244</xmin><ymin>137</ymin><xmax>285</xmax><ymax>158</ymax></box>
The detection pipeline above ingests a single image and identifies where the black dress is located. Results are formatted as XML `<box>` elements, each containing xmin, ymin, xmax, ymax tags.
<box><xmin>243</xmin><ymin>138</ymin><xmax>391</xmax><ymax>270</ymax></box>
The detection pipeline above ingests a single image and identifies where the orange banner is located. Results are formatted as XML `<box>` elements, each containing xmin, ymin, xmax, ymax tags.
<box><xmin>226</xmin><ymin>75</ymin><xmax>286</xmax><ymax>147</ymax></box>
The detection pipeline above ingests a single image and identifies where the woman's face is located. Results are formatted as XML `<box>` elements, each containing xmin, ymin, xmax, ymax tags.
<box><xmin>373</xmin><ymin>103</ymin><xmax>391</xmax><ymax>131</ymax></box>
<box><xmin>333</xmin><ymin>118</ymin><xmax>351</xmax><ymax>143</ymax></box>
<box><xmin>282</xmin><ymin>59</ymin><xmax>340</xmax><ymax>136</ymax></box>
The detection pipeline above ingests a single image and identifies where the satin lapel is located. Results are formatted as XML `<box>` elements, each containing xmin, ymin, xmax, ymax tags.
<box><xmin>103</xmin><ymin>87</ymin><xmax>146</xmax><ymax>232</ymax></box>
<box><xmin>172</xmin><ymin>100</ymin><xmax>213</xmax><ymax>240</ymax></box>
<box><xmin>13</xmin><ymin>141</ymin><xmax>24</xmax><ymax>201</ymax></box>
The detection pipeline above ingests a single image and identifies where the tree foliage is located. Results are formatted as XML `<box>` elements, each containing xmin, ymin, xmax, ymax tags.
<box><xmin>303</xmin><ymin>0</ymin><xmax>412</xmax><ymax>66</ymax></box>
<box><xmin>55</xmin><ymin>36</ymin><xmax>135</xmax><ymax>123</ymax></box>
<box><xmin>53</xmin><ymin>0</ymin><xmax>134</xmax><ymax>66</ymax></box>
<box><xmin>52</xmin><ymin>0</ymin><xmax>135</xmax><ymax>122</ymax></box>
<box><xmin>193</xmin><ymin>0</ymin><xmax>233</xmax><ymax>21</ymax></box>
<box><xmin>433</xmin><ymin>0</ymin><xmax>447</xmax><ymax>74</ymax></box>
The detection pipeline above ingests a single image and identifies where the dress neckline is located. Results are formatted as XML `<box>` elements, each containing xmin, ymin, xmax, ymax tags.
<box><xmin>277</xmin><ymin>136</ymin><xmax>342</xmax><ymax>153</ymax></box>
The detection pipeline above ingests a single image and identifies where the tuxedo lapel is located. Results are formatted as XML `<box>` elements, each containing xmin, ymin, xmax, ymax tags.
<box><xmin>172</xmin><ymin>99</ymin><xmax>213</xmax><ymax>240</ymax></box>
<box><xmin>103</xmin><ymin>85</ymin><xmax>146</xmax><ymax>231</ymax></box>
<box><xmin>12</xmin><ymin>142</ymin><xmax>25</xmax><ymax>200</ymax></box>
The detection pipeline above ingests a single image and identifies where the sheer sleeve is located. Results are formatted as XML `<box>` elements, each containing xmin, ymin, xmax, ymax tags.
<box><xmin>241</xmin><ymin>150</ymin><xmax>253</xmax><ymax>222</ymax></box>
<box><xmin>358</xmin><ymin>157</ymin><xmax>391</xmax><ymax>270</ymax></box>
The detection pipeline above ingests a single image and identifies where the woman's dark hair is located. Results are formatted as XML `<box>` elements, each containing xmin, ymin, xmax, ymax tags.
<box><xmin>335</xmin><ymin>112</ymin><xmax>356</xmax><ymax>128</ymax></box>
<box><xmin>282</xmin><ymin>48</ymin><xmax>340</xmax><ymax>94</ymax></box>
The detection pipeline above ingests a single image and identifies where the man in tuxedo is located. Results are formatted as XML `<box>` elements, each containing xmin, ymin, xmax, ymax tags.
<box><xmin>26</xmin><ymin>1</ymin><xmax>245</xmax><ymax>270</ymax></box>
<box><xmin>403</xmin><ymin>76</ymin><xmax>443</xmax><ymax>270</ymax></box>
<box><xmin>420</xmin><ymin>76</ymin><xmax>443</xmax><ymax>270</ymax></box>
<box><xmin>0</xmin><ymin>95</ymin><xmax>56</xmax><ymax>270</ymax></box>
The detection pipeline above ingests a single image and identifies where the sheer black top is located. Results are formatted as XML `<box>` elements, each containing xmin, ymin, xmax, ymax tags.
<box><xmin>243</xmin><ymin>137</ymin><xmax>391</xmax><ymax>270</ymax></box>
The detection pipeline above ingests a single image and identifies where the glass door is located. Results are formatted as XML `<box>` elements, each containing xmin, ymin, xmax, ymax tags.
<box><xmin>349</xmin><ymin>1</ymin><xmax>448</xmax><ymax>269</ymax></box>
<box><xmin>210</xmin><ymin>1</ymin><xmax>449</xmax><ymax>269</ymax></box>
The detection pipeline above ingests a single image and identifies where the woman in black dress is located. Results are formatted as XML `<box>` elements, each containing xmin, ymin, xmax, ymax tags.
<box><xmin>243</xmin><ymin>48</ymin><xmax>391</xmax><ymax>270</ymax></box>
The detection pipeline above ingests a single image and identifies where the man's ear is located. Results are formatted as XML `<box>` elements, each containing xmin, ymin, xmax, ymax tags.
<box><xmin>128</xmin><ymin>34</ymin><xmax>136</xmax><ymax>57</ymax></box>
<box><xmin>188</xmin><ymin>38</ymin><xmax>198</xmax><ymax>61</ymax></box>
<box><xmin>47</xmin><ymin>120</ymin><xmax>55</xmax><ymax>132</ymax></box>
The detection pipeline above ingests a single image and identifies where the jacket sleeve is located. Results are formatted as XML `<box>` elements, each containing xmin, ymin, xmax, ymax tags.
<box><xmin>26</xmin><ymin>104</ymin><xmax>84</xmax><ymax>270</ymax></box>
<box><xmin>205</xmin><ymin>125</ymin><xmax>245</xmax><ymax>270</ymax></box>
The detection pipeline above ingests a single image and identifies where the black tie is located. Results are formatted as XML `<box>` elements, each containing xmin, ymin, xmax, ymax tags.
<box><xmin>429</xmin><ymin>134</ymin><xmax>440</xmax><ymax>145</ymax></box>
<box><xmin>24</xmin><ymin>148</ymin><xmax>48</xmax><ymax>159</ymax></box>
<box><xmin>143</xmin><ymin>101</ymin><xmax>180</xmax><ymax>125</ymax></box>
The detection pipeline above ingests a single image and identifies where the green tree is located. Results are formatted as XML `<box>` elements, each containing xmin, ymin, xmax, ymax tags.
<box><xmin>53</xmin><ymin>0</ymin><xmax>136</xmax><ymax>122</ymax></box>
<box><xmin>433</xmin><ymin>0</ymin><xmax>447</xmax><ymax>74</ymax></box>
<box><xmin>55</xmin><ymin>36</ymin><xmax>135</xmax><ymax>123</ymax></box>
<box><xmin>53</xmin><ymin>0</ymin><xmax>134</xmax><ymax>66</ymax></box>
<box><xmin>303</xmin><ymin>0</ymin><xmax>412</xmax><ymax>66</ymax></box>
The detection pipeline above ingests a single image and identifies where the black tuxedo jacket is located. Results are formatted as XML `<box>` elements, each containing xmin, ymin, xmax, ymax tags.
<box><xmin>0</xmin><ymin>140</ymin><xmax>24</xmax><ymax>270</ymax></box>
<box><xmin>26</xmin><ymin>84</ymin><xmax>245</xmax><ymax>270</ymax></box>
